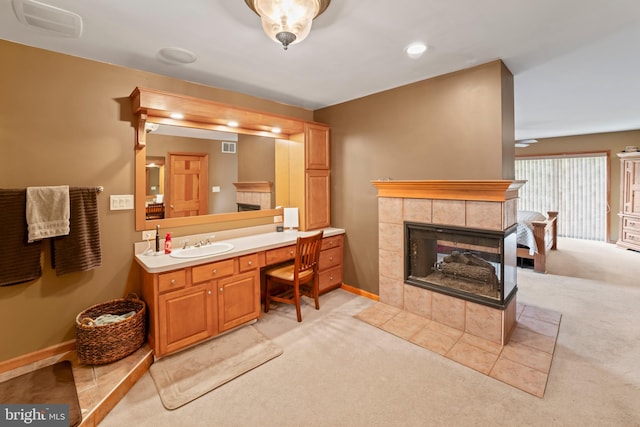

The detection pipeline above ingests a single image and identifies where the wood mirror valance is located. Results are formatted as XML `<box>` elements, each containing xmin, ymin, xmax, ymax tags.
<box><xmin>130</xmin><ymin>87</ymin><xmax>309</xmax><ymax>231</ymax></box>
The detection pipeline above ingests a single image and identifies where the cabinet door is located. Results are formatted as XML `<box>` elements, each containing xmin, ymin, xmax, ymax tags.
<box><xmin>305</xmin><ymin>123</ymin><xmax>330</xmax><ymax>170</ymax></box>
<box><xmin>217</xmin><ymin>270</ymin><xmax>260</xmax><ymax>332</ymax></box>
<box><xmin>622</xmin><ymin>159</ymin><xmax>640</xmax><ymax>215</ymax></box>
<box><xmin>305</xmin><ymin>169</ymin><xmax>330</xmax><ymax>230</ymax></box>
<box><xmin>158</xmin><ymin>282</ymin><xmax>215</xmax><ymax>356</ymax></box>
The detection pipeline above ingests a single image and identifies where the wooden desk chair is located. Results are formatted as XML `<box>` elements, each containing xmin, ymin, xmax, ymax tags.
<box><xmin>264</xmin><ymin>231</ymin><xmax>324</xmax><ymax>322</ymax></box>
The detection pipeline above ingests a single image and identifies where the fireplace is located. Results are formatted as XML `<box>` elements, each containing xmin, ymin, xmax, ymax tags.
<box><xmin>237</xmin><ymin>202</ymin><xmax>261</xmax><ymax>212</ymax></box>
<box><xmin>373</xmin><ymin>180</ymin><xmax>525</xmax><ymax>345</ymax></box>
<box><xmin>405</xmin><ymin>222</ymin><xmax>517</xmax><ymax>309</ymax></box>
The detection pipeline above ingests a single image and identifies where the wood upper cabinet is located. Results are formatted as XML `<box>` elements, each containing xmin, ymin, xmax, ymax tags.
<box><xmin>305</xmin><ymin>169</ymin><xmax>330</xmax><ymax>230</ymax></box>
<box><xmin>285</xmin><ymin>122</ymin><xmax>331</xmax><ymax>231</ymax></box>
<box><xmin>617</xmin><ymin>152</ymin><xmax>640</xmax><ymax>251</ymax></box>
<box><xmin>305</xmin><ymin>123</ymin><xmax>330</xmax><ymax>170</ymax></box>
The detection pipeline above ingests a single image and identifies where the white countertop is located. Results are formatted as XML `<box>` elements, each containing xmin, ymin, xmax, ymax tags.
<box><xmin>134</xmin><ymin>227</ymin><xmax>345</xmax><ymax>274</ymax></box>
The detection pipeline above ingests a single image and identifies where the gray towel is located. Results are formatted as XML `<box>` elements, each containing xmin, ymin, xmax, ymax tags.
<box><xmin>0</xmin><ymin>189</ymin><xmax>42</xmax><ymax>286</ymax></box>
<box><xmin>51</xmin><ymin>187</ymin><xmax>102</xmax><ymax>276</ymax></box>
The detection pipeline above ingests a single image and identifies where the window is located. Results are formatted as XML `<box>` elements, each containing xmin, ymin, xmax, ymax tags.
<box><xmin>515</xmin><ymin>153</ymin><xmax>608</xmax><ymax>241</ymax></box>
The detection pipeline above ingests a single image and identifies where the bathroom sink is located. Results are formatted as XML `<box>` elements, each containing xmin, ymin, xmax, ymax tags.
<box><xmin>169</xmin><ymin>242</ymin><xmax>234</xmax><ymax>259</ymax></box>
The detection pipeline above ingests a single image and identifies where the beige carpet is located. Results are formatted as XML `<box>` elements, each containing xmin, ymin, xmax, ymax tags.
<box><xmin>149</xmin><ymin>325</ymin><xmax>283</xmax><ymax>409</ymax></box>
<box><xmin>101</xmin><ymin>238</ymin><xmax>640</xmax><ymax>426</ymax></box>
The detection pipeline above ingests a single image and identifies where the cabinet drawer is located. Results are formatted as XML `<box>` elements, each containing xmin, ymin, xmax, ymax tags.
<box><xmin>319</xmin><ymin>265</ymin><xmax>342</xmax><ymax>292</ymax></box>
<box><xmin>239</xmin><ymin>253</ymin><xmax>259</xmax><ymax>272</ymax></box>
<box><xmin>321</xmin><ymin>235</ymin><xmax>343</xmax><ymax>251</ymax></box>
<box><xmin>622</xmin><ymin>229</ymin><xmax>640</xmax><ymax>245</ymax></box>
<box><xmin>623</xmin><ymin>216</ymin><xmax>640</xmax><ymax>232</ymax></box>
<box><xmin>265</xmin><ymin>245</ymin><xmax>296</xmax><ymax>265</ymax></box>
<box><xmin>319</xmin><ymin>246</ymin><xmax>342</xmax><ymax>271</ymax></box>
<box><xmin>192</xmin><ymin>259</ymin><xmax>235</xmax><ymax>283</ymax></box>
<box><xmin>158</xmin><ymin>270</ymin><xmax>187</xmax><ymax>293</ymax></box>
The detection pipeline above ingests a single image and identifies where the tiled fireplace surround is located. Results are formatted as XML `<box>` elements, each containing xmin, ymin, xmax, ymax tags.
<box><xmin>375</xmin><ymin>180</ymin><xmax>521</xmax><ymax>345</ymax></box>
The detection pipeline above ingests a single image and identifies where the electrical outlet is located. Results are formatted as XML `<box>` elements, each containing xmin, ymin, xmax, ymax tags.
<box><xmin>274</xmin><ymin>215</ymin><xmax>283</xmax><ymax>223</ymax></box>
<box><xmin>141</xmin><ymin>230</ymin><xmax>155</xmax><ymax>241</ymax></box>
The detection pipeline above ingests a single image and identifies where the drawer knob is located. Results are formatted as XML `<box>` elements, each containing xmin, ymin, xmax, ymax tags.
<box><xmin>289</xmin><ymin>250</ymin><xmax>294</xmax><ymax>255</ymax></box>
<box><xmin>329</xmin><ymin>256</ymin><xmax>334</xmax><ymax>261</ymax></box>
<box><xmin>207</xmin><ymin>290</ymin><xmax>212</xmax><ymax>295</ymax></box>
<box><xmin>213</xmin><ymin>269</ymin><xmax>217</xmax><ymax>274</ymax></box>
<box><xmin>220</xmin><ymin>288</ymin><xmax>223</xmax><ymax>292</ymax></box>
<box><xmin>329</xmin><ymin>275</ymin><xmax>333</xmax><ymax>280</ymax></box>
<box><xmin>170</xmin><ymin>279</ymin><xmax>176</xmax><ymax>284</ymax></box>
<box><xmin>248</xmin><ymin>261</ymin><xmax>253</xmax><ymax>265</ymax></box>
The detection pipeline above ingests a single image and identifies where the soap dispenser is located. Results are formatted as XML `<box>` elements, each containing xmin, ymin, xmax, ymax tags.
<box><xmin>164</xmin><ymin>232</ymin><xmax>172</xmax><ymax>254</ymax></box>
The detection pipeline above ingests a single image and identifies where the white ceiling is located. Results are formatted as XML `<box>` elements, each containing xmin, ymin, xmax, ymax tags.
<box><xmin>2</xmin><ymin>0</ymin><xmax>640</xmax><ymax>140</ymax></box>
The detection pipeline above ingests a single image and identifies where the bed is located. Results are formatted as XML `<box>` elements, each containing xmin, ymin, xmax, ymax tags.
<box><xmin>516</xmin><ymin>210</ymin><xmax>558</xmax><ymax>273</ymax></box>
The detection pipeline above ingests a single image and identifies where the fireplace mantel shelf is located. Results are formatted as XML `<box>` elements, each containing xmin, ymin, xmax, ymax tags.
<box><xmin>371</xmin><ymin>180</ymin><xmax>526</xmax><ymax>202</ymax></box>
<box><xmin>232</xmin><ymin>181</ymin><xmax>273</xmax><ymax>192</ymax></box>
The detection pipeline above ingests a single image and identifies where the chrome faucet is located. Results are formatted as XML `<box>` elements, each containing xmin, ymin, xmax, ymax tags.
<box><xmin>182</xmin><ymin>240</ymin><xmax>189</xmax><ymax>249</ymax></box>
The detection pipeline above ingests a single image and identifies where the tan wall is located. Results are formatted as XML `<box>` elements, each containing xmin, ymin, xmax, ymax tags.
<box><xmin>314</xmin><ymin>60</ymin><xmax>515</xmax><ymax>295</ymax></box>
<box><xmin>0</xmin><ymin>40</ymin><xmax>312</xmax><ymax>362</ymax></box>
<box><xmin>515</xmin><ymin>130</ymin><xmax>640</xmax><ymax>242</ymax></box>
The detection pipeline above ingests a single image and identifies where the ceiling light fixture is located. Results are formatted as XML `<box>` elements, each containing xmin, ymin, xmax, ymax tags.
<box><xmin>405</xmin><ymin>42</ymin><xmax>428</xmax><ymax>59</ymax></box>
<box><xmin>244</xmin><ymin>0</ymin><xmax>331</xmax><ymax>50</ymax></box>
<box><xmin>169</xmin><ymin>112</ymin><xmax>184</xmax><ymax>120</ymax></box>
<box><xmin>228</xmin><ymin>121</ymin><xmax>239</xmax><ymax>127</ymax></box>
<box><xmin>515</xmin><ymin>139</ymin><xmax>538</xmax><ymax>148</ymax></box>
<box><xmin>271</xmin><ymin>127</ymin><xmax>282</xmax><ymax>134</ymax></box>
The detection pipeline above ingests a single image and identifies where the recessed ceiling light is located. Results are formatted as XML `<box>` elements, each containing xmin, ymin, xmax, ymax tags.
<box><xmin>228</xmin><ymin>121</ymin><xmax>239</xmax><ymax>127</ymax></box>
<box><xmin>405</xmin><ymin>42</ymin><xmax>428</xmax><ymax>59</ymax></box>
<box><xmin>157</xmin><ymin>47</ymin><xmax>197</xmax><ymax>65</ymax></box>
<box><xmin>271</xmin><ymin>127</ymin><xmax>281</xmax><ymax>134</ymax></box>
<box><xmin>169</xmin><ymin>112</ymin><xmax>184</xmax><ymax>120</ymax></box>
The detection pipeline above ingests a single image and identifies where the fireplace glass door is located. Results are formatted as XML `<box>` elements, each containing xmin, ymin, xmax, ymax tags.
<box><xmin>405</xmin><ymin>222</ymin><xmax>517</xmax><ymax>308</ymax></box>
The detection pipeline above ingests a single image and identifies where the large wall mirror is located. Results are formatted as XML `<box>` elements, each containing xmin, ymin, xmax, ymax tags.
<box><xmin>132</xmin><ymin>87</ymin><xmax>306</xmax><ymax>231</ymax></box>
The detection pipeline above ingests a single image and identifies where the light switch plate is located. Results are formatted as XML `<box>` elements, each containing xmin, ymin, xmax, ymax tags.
<box><xmin>110</xmin><ymin>195</ymin><xmax>134</xmax><ymax>210</ymax></box>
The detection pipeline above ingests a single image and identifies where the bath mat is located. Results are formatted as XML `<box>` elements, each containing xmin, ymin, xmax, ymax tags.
<box><xmin>0</xmin><ymin>360</ymin><xmax>81</xmax><ymax>426</ymax></box>
<box><xmin>149</xmin><ymin>325</ymin><xmax>283</xmax><ymax>410</ymax></box>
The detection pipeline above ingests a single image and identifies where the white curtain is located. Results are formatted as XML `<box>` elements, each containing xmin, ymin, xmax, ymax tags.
<box><xmin>515</xmin><ymin>153</ymin><xmax>608</xmax><ymax>241</ymax></box>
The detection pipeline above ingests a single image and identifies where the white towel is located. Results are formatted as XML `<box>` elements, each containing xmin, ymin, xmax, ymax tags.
<box><xmin>26</xmin><ymin>186</ymin><xmax>70</xmax><ymax>242</ymax></box>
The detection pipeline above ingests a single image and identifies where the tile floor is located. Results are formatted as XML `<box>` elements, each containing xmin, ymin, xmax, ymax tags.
<box><xmin>0</xmin><ymin>345</ymin><xmax>153</xmax><ymax>426</ymax></box>
<box><xmin>355</xmin><ymin>301</ymin><xmax>561</xmax><ymax>397</ymax></box>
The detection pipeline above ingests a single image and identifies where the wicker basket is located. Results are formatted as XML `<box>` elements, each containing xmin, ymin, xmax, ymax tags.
<box><xmin>75</xmin><ymin>293</ymin><xmax>146</xmax><ymax>365</ymax></box>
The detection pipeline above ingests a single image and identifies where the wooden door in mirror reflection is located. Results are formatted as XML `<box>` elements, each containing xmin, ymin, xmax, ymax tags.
<box><xmin>168</xmin><ymin>153</ymin><xmax>209</xmax><ymax>218</ymax></box>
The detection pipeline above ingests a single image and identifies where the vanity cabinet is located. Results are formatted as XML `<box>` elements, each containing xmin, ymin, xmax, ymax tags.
<box><xmin>142</xmin><ymin>257</ymin><xmax>261</xmax><ymax>358</ymax></box>
<box><xmin>138</xmin><ymin>230</ymin><xmax>345</xmax><ymax>358</ymax></box>
<box><xmin>262</xmin><ymin>234</ymin><xmax>343</xmax><ymax>294</ymax></box>
<box><xmin>617</xmin><ymin>151</ymin><xmax>640</xmax><ymax>251</ymax></box>
<box><xmin>318</xmin><ymin>234</ymin><xmax>343</xmax><ymax>293</ymax></box>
